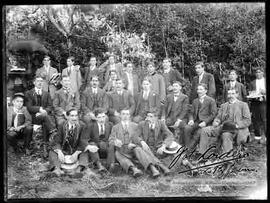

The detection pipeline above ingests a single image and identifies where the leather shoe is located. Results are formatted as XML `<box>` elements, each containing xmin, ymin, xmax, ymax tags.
<box><xmin>158</xmin><ymin>163</ymin><xmax>171</xmax><ymax>176</ymax></box>
<box><xmin>150</xmin><ymin>164</ymin><xmax>160</xmax><ymax>178</ymax></box>
<box><xmin>96</xmin><ymin>162</ymin><xmax>107</xmax><ymax>173</ymax></box>
<box><xmin>131</xmin><ymin>167</ymin><xmax>143</xmax><ymax>178</ymax></box>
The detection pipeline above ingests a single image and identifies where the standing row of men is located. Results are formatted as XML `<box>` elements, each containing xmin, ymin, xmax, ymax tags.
<box><xmin>7</xmin><ymin>54</ymin><xmax>266</xmax><ymax>178</ymax></box>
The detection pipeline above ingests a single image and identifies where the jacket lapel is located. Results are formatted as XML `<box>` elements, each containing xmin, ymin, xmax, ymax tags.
<box><xmin>167</xmin><ymin>95</ymin><xmax>173</xmax><ymax>117</ymax></box>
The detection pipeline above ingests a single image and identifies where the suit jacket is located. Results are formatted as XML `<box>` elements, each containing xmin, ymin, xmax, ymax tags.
<box><xmin>103</xmin><ymin>80</ymin><xmax>117</xmax><ymax>93</ymax></box>
<box><xmin>50</xmin><ymin>121</ymin><xmax>88</xmax><ymax>153</ymax></box>
<box><xmin>215</xmin><ymin>100</ymin><xmax>251</xmax><ymax>136</ymax></box>
<box><xmin>223</xmin><ymin>81</ymin><xmax>247</xmax><ymax>102</ymax></box>
<box><xmin>164</xmin><ymin>93</ymin><xmax>189</xmax><ymax>122</ymax></box>
<box><xmin>100</xmin><ymin>62</ymin><xmax>124</xmax><ymax>82</ymax></box>
<box><xmin>190</xmin><ymin>72</ymin><xmax>216</xmax><ymax>103</ymax></box>
<box><xmin>62</xmin><ymin>67</ymin><xmax>82</xmax><ymax>94</ymax></box>
<box><xmin>109</xmin><ymin>121</ymin><xmax>141</xmax><ymax>147</ymax></box>
<box><xmin>53</xmin><ymin>88</ymin><xmax>80</xmax><ymax>117</ymax></box>
<box><xmin>189</xmin><ymin>95</ymin><xmax>217</xmax><ymax>125</ymax></box>
<box><xmin>81</xmin><ymin>66</ymin><xmax>105</xmax><ymax>90</ymax></box>
<box><xmin>147</xmin><ymin>72</ymin><xmax>166</xmax><ymax>103</ymax></box>
<box><xmin>134</xmin><ymin>91</ymin><xmax>161</xmax><ymax>117</ymax></box>
<box><xmin>162</xmin><ymin>69</ymin><xmax>184</xmax><ymax>90</ymax></box>
<box><xmin>35</xmin><ymin>66</ymin><xmax>58</xmax><ymax>97</ymax></box>
<box><xmin>25</xmin><ymin>88</ymin><xmax>53</xmax><ymax>117</ymax></box>
<box><xmin>123</xmin><ymin>72</ymin><xmax>141</xmax><ymax>96</ymax></box>
<box><xmin>137</xmin><ymin>120</ymin><xmax>174</xmax><ymax>149</ymax></box>
<box><xmin>108</xmin><ymin>90</ymin><xmax>135</xmax><ymax>116</ymax></box>
<box><xmin>87</xmin><ymin>121</ymin><xmax>113</xmax><ymax>145</ymax></box>
<box><xmin>7</xmin><ymin>106</ymin><xmax>32</xmax><ymax>130</ymax></box>
<box><xmin>81</xmin><ymin>87</ymin><xmax>109</xmax><ymax>115</ymax></box>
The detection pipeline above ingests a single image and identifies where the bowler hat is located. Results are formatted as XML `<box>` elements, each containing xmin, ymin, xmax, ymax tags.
<box><xmin>221</xmin><ymin>121</ymin><xmax>237</xmax><ymax>133</ymax></box>
<box><xmin>12</xmin><ymin>92</ymin><xmax>24</xmax><ymax>100</ymax></box>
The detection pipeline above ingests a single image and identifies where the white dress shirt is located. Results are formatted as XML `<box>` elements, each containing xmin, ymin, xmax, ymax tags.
<box><xmin>256</xmin><ymin>77</ymin><xmax>266</xmax><ymax>94</ymax></box>
<box><xmin>143</xmin><ymin>90</ymin><xmax>150</xmax><ymax>100</ymax></box>
<box><xmin>92</xmin><ymin>87</ymin><xmax>98</xmax><ymax>94</ymax></box>
<box><xmin>35</xmin><ymin>87</ymin><xmax>42</xmax><ymax>95</ymax></box>
<box><xmin>97</xmin><ymin>122</ymin><xmax>105</xmax><ymax>135</ymax></box>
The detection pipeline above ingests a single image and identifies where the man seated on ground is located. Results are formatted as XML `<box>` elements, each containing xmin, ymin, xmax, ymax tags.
<box><xmin>103</xmin><ymin>70</ymin><xmax>118</xmax><ymax>93</ymax></box>
<box><xmin>7</xmin><ymin>93</ymin><xmax>33</xmax><ymax>155</ymax></box>
<box><xmin>133</xmin><ymin>78</ymin><xmax>160</xmax><ymax>123</ymax></box>
<box><xmin>109</xmin><ymin>108</ymin><xmax>165</xmax><ymax>178</ymax></box>
<box><xmin>136</xmin><ymin>109</ymin><xmax>195</xmax><ymax>177</ymax></box>
<box><xmin>199</xmin><ymin>89</ymin><xmax>251</xmax><ymax>157</ymax></box>
<box><xmin>25</xmin><ymin>75</ymin><xmax>58</xmax><ymax>157</ymax></box>
<box><xmin>53</xmin><ymin>76</ymin><xmax>80</xmax><ymax>128</ymax></box>
<box><xmin>162</xmin><ymin>81</ymin><xmax>189</xmax><ymax>144</ymax></box>
<box><xmin>83</xmin><ymin>108</ymin><xmax>114</xmax><ymax>173</ymax></box>
<box><xmin>48</xmin><ymin>108</ymin><xmax>92</xmax><ymax>177</ymax></box>
<box><xmin>184</xmin><ymin>83</ymin><xmax>217</xmax><ymax>149</ymax></box>
<box><xmin>108</xmin><ymin>78</ymin><xmax>135</xmax><ymax>124</ymax></box>
<box><xmin>81</xmin><ymin>76</ymin><xmax>109</xmax><ymax>124</ymax></box>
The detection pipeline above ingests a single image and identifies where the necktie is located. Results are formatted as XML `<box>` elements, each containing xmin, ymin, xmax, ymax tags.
<box><xmin>100</xmin><ymin>124</ymin><xmax>105</xmax><ymax>135</ymax></box>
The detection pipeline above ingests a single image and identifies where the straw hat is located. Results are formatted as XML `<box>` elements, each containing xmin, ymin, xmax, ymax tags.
<box><xmin>163</xmin><ymin>141</ymin><xmax>181</xmax><ymax>154</ymax></box>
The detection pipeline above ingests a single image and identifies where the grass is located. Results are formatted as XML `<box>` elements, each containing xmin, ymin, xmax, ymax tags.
<box><xmin>5</xmin><ymin>138</ymin><xmax>267</xmax><ymax>199</ymax></box>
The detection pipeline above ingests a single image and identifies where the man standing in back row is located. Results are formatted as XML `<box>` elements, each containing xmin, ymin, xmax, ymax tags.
<box><xmin>189</xmin><ymin>61</ymin><xmax>216</xmax><ymax>103</ymax></box>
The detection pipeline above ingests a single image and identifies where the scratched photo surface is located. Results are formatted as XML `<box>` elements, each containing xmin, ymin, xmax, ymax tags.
<box><xmin>4</xmin><ymin>3</ymin><xmax>267</xmax><ymax>199</ymax></box>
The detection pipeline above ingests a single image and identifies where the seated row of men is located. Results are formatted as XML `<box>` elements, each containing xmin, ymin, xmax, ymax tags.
<box><xmin>7</xmin><ymin>77</ymin><xmax>252</xmax><ymax>178</ymax></box>
<box><xmin>38</xmin><ymin>54</ymin><xmax>266</xmax><ymax>145</ymax></box>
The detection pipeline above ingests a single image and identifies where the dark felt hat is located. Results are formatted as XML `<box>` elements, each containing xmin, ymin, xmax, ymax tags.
<box><xmin>221</xmin><ymin>121</ymin><xmax>237</xmax><ymax>133</ymax></box>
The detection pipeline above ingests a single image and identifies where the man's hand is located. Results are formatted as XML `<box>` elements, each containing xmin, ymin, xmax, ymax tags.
<box><xmin>212</xmin><ymin>119</ymin><xmax>220</xmax><ymax>127</ymax></box>
<box><xmin>128</xmin><ymin>143</ymin><xmax>136</xmax><ymax>150</ymax></box>
<box><xmin>188</xmin><ymin>120</ymin><xmax>194</xmax><ymax>126</ymax></box>
<box><xmin>157</xmin><ymin>145</ymin><xmax>166</xmax><ymax>155</ymax></box>
<box><xmin>84</xmin><ymin>145</ymin><xmax>99</xmax><ymax>153</ymax></box>
<box><xmin>141</xmin><ymin>141</ymin><xmax>151</xmax><ymax>152</ymax></box>
<box><xmin>114</xmin><ymin>139</ymin><xmax>123</xmax><ymax>148</ymax></box>
<box><xmin>114</xmin><ymin>111</ymin><xmax>120</xmax><ymax>117</ymax></box>
<box><xmin>55</xmin><ymin>149</ymin><xmax>65</xmax><ymax>163</ymax></box>
<box><xmin>14</xmin><ymin>125</ymin><xmax>25</xmax><ymax>132</ymax></box>
<box><xmin>39</xmin><ymin>107</ymin><xmax>47</xmax><ymax>115</ymax></box>
<box><xmin>8</xmin><ymin>127</ymin><xmax>15</xmax><ymax>132</ymax></box>
<box><xmin>198</xmin><ymin>121</ymin><xmax>206</xmax><ymax>128</ymax></box>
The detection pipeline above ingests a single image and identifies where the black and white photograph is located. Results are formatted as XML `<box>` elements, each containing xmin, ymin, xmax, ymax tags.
<box><xmin>3</xmin><ymin>3</ymin><xmax>267</xmax><ymax>199</ymax></box>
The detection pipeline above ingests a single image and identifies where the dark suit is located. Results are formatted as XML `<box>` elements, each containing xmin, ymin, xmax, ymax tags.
<box><xmin>164</xmin><ymin>93</ymin><xmax>189</xmax><ymax>126</ymax></box>
<box><xmin>103</xmin><ymin>80</ymin><xmax>117</xmax><ymax>93</ymax></box>
<box><xmin>81</xmin><ymin>87</ymin><xmax>109</xmax><ymax>123</ymax></box>
<box><xmin>7</xmin><ymin>106</ymin><xmax>33</xmax><ymax>149</ymax></box>
<box><xmin>81</xmin><ymin>66</ymin><xmax>105</xmax><ymax>91</ymax></box>
<box><xmin>189</xmin><ymin>72</ymin><xmax>216</xmax><ymax>103</ymax></box>
<box><xmin>223</xmin><ymin>81</ymin><xmax>247</xmax><ymax>102</ymax></box>
<box><xmin>162</xmin><ymin>69</ymin><xmax>184</xmax><ymax>94</ymax></box>
<box><xmin>184</xmin><ymin>95</ymin><xmax>217</xmax><ymax>148</ymax></box>
<box><xmin>53</xmin><ymin>88</ymin><xmax>81</xmax><ymax>126</ymax></box>
<box><xmin>133</xmin><ymin>91</ymin><xmax>161</xmax><ymax>123</ymax></box>
<box><xmin>85</xmin><ymin>121</ymin><xmax>114</xmax><ymax>167</ymax></box>
<box><xmin>248</xmin><ymin>79</ymin><xmax>266</xmax><ymax>138</ymax></box>
<box><xmin>25</xmin><ymin>88</ymin><xmax>56</xmax><ymax>141</ymax></box>
<box><xmin>49</xmin><ymin>121</ymin><xmax>89</xmax><ymax>170</ymax></box>
<box><xmin>108</xmin><ymin>90</ymin><xmax>135</xmax><ymax>124</ymax></box>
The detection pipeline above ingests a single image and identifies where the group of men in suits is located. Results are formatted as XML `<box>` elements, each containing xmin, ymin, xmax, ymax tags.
<box><xmin>6</xmin><ymin>54</ymin><xmax>266</xmax><ymax>178</ymax></box>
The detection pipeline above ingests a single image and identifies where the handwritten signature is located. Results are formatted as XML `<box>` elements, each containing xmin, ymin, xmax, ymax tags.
<box><xmin>168</xmin><ymin>145</ymin><xmax>254</xmax><ymax>177</ymax></box>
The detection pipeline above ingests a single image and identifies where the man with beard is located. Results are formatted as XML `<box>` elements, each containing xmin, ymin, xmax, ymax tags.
<box><xmin>53</xmin><ymin>76</ymin><xmax>81</xmax><ymax>127</ymax></box>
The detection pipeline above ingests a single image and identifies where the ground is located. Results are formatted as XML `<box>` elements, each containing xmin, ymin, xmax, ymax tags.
<box><xmin>5</xmin><ymin>137</ymin><xmax>267</xmax><ymax>199</ymax></box>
